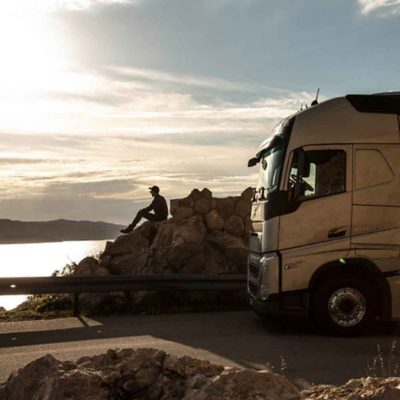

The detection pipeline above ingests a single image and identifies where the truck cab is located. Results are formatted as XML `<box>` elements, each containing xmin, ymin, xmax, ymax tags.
<box><xmin>247</xmin><ymin>93</ymin><xmax>400</xmax><ymax>335</ymax></box>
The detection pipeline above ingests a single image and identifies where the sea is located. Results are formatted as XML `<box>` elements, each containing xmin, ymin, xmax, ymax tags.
<box><xmin>0</xmin><ymin>240</ymin><xmax>109</xmax><ymax>310</ymax></box>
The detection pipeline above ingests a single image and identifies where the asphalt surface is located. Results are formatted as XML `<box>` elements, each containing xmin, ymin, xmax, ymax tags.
<box><xmin>0</xmin><ymin>310</ymin><xmax>399</xmax><ymax>385</ymax></box>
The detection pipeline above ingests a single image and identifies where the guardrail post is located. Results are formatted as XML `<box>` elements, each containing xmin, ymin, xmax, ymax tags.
<box><xmin>73</xmin><ymin>293</ymin><xmax>80</xmax><ymax>317</ymax></box>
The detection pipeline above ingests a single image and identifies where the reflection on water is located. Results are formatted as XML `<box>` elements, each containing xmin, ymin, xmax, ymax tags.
<box><xmin>0</xmin><ymin>240</ymin><xmax>108</xmax><ymax>310</ymax></box>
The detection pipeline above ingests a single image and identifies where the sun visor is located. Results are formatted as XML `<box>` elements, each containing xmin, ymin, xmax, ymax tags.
<box><xmin>346</xmin><ymin>94</ymin><xmax>400</xmax><ymax>114</ymax></box>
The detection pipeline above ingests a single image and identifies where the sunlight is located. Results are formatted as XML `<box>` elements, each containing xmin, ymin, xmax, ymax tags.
<box><xmin>0</xmin><ymin>1</ymin><xmax>96</xmax><ymax>133</ymax></box>
<box><xmin>0</xmin><ymin>2</ymin><xmax>63</xmax><ymax>94</ymax></box>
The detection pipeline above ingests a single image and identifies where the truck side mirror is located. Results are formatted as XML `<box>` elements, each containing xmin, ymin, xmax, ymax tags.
<box><xmin>293</xmin><ymin>181</ymin><xmax>306</xmax><ymax>200</ymax></box>
<box><xmin>248</xmin><ymin>157</ymin><xmax>259</xmax><ymax>167</ymax></box>
<box><xmin>290</xmin><ymin>148</ymin><xmax>307</xmax><ymax>202</ymax></box>
<box><xmin>297</xmin><ymin>148</ymin><xmax>306</xmax><ymax>177</ymax></box>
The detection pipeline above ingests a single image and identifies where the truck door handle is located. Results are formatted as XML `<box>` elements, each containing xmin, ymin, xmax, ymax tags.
<box><xmin>328</xmin><ymin>228</ymin><xmax>347</xmax><ymax>239</ymax></box>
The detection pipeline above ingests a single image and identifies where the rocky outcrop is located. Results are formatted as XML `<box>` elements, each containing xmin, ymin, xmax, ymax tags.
<box><xmin>0</xmin><ymin>348</ymin><xmax>300</xmax><ymax>400</ymax></box>
<box><xmin>96</xmin><ymin>187</ymin><xmax>253</xmax><ymax>277</ymax></box>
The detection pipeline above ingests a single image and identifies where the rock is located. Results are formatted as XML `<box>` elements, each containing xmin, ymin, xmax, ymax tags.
<box><xmin>163</xmin><ymin>353</ymin><xmax>224</xmax><ymax>379</ymax></box>
<box><xmin>199</xmin><ymin>187</ymin><xmax>213</xmax><ymax>199</ymax></box>
<box><xmin>107</xmin><ymin>253</ymin><xmax>148</xmax><ymax>275</ymax></box>
<box><xmin>170</xmin><ymin>196</ymin><xmax>194</xmax><ymax>217</ymax></box>
<box><xmin>175</xmin><ymin>206</ymin><xmax>194</xmax><ymax>221</ymax></box>
<box><xmin>216</xmin><ymin>197</ymin><xmax>235</xmax><ymax>220</ymax></box>
<box><xmin>235</xmin><ymin>199</ymin><xmax>251</xmax><ymax>218</ymax></box>
<box><xmin>189</xmin><ymin>188</ymin><xmax>202</xmax><ymax>201</ymax></box>
<box><xmin>74</xmin><ymin>257</ymin><xmax>109</xmax><ymax>276</ymax></box>
<box><xmin>205</xmin><ymin>210</ymin><xmax>224</xmax><ymax>231</ymax></box>
<box><xmin>193</xmin><ymin>198</ymin><xmax>211</xmax><ymax>214</ymax></box>
<box><xmin>244</xmin><ymin>217</ymin><xmax>253</xmax><ymax>235</ymax></box>
<box><xmin>206</xmin><ymin>231</ymin><xmax>248</xmax><ymax>273</ymax></box>
<box><xmin>302</xmin><ymin>377</ymin><xmax>400</xmax><ymax>400</ymax></box>
<box><xmin>149</xmin><ymin>215</ymin><xmax>207</xmax><ymax>273</ymax></box>
<box><xmin>135</xmin><ymin>221</ymin><xmax>159</xmax><ymax>242</ymax></box>
<box><xmin>241</xmin><ymin>186</ymin><xmax>254</xmax><ymax>202</ymax></box>
<box><xmin>188</xmin><ymin>369</ymin><xmax>300</xmax><ymax>400</ymax></box>
<box><xmin>102</xmin><ymin>230</ymin><xmax>149</xmax><ymax>256</ymax></box>
<box><xmin>1</xmin><ymin>349</ymin><xmax>301</xmax><ymax>400</ymax></box>
<box><xmin>2</xmin><ymin>354</ymin><xmax>109</xmax><ymax>400</ymax></box>
<box><xmin>100</xmin><ymin>231</ymin><xmax>150</xmax><ymax>274</ymax></box>
<box><xmin>98</xmin><ymin>254</ymin><xmax>111</xmax><ymax>268</ymax></box>
<box><xmin>224</xmin><ymin>215</ymin><xmax>245</xmax><ymax>236</ymax></box>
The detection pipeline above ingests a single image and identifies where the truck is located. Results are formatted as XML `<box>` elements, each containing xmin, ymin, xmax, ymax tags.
<box><xmin>247</xmin><ymin>92</ymin><xmax>400</xmax><ymax>335</ymax></box>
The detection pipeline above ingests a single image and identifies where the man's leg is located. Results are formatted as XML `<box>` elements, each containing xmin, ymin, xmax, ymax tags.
<box><xmin>120</xmin><ymin>209</ymin><xmax>146</xmax><ymax>233</ymax></box>
<box><xmin>142</xmin><ymin>212</ymin><xmax>162</xmax><ymax>222</ymax></box>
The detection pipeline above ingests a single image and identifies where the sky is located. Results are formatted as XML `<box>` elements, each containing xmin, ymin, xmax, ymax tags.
<box><xmin>0</xmin><ymin>0</ymin><xmax>399</xmax><ymax>224</ymax></box>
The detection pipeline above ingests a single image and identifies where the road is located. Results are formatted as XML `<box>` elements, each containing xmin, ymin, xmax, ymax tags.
<box><xmin>0</xmin><ymin>310</ymin><xmax>399</xmax><ymax>385</ymax></box>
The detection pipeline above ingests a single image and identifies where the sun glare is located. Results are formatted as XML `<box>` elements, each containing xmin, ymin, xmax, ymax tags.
<box><xmin>0</xmin><ymin>1</ymin><xmax>87</xmax><ymax>133</ymax></box>
<box><xmin>0</xmin><ymin>2</ymin><xmax>65</xmax><ymax>92</ymax></box>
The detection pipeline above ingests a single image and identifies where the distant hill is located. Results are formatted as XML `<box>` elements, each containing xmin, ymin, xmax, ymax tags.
<box><xmin>0</xmin><ymin>219</ymin><xmax>125</xmax><ymax>244</ymax></box>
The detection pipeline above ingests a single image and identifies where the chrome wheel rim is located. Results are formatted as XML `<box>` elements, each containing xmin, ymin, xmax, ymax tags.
<box><xmin>328</xmin><ymin>287</ymin><xmax>366</xmax><ymax>327</ymax></box>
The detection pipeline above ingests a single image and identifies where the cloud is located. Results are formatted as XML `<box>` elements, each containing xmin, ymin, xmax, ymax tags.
<box><xmin>358</xmin><ymin>0</ymin><xmax>400</xmax><ymax>15</ymax></box>
<box><xmin>57</xmin><ymin>0</ymin><xmax>134</xmax><ymax>10</ymax></box>
<box><xmin>107</xmin><ymin>66</ymin><xmax>286</xmax><ymax>95</ymax></box>
<box><xmin>0</xmin><ymin>60</ymin><xmax>312</xmax><ymax>137</ymax></box>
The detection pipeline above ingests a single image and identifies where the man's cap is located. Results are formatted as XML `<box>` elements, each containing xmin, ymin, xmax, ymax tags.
<box><xmin>149</xmin><ymin>185</ymin><xmax>160</xmax><ymax>193</ymax></box>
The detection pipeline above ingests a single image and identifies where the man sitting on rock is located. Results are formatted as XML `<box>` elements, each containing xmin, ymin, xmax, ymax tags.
<box><xmin>120</xmin><ymin>185</ymin><xmax>169</xmax><ymax>234</ymax></box>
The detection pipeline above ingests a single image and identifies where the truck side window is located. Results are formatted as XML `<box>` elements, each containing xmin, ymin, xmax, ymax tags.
<box><xmin>289</xmin><ymin>150</ymin><xmax>346</xmax><ymax>200</ymax></box>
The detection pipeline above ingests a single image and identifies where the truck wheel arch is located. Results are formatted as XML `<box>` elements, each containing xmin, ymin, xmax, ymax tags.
<box><xmin>308</xmin><ymin>258</ymin><xmax>392</xmax><ymax>321</ymax></box>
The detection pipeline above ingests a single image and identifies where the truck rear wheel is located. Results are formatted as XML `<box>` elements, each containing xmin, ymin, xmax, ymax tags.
<box><xmin>313</xmin><ymin>274</ymin><xmax>376</xmax><ymax>336</ymax></box>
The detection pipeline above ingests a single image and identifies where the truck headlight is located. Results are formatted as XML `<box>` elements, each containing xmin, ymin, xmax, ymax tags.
<box><xmin>259</xmin><ymin>254</ymin><xmax>278</xmax><ymax>300</ymax></box>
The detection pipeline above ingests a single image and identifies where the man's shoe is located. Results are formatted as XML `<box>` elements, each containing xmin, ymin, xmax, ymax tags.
<box><xmin>120</xmin><ymin>227</ymin><xmax>133</xmax><ymax>234</ymax></box>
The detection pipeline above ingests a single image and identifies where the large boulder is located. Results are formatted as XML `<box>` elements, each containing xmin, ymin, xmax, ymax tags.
<box><xmin>148</xmin><ymin>214</ymin><xmax>207</xmax><ymax>273</ymax></box>
<box><xmin>206</xmin><ymin>231</ymin><xmax>248</xmax><ymax>273</ymax></box>
<box><xmin>224</xmin><ymin>215</ymin><xmax>245</xmax><ymax>236</ymax></box>
<box><xmin>235</xmin><ymin>198</ymin><xmax>251</xmax><ymax>218</ymax></box>
<box><xmin>216</xmin><ymin>197</ymin><xmax>235</xmax><ymax>220</ymax></box>
<box><xmin>73</xmin><ymin>257</ymin><xmax>109</xmax><ymax>276</ymax></box>
<box><xmin>205</xmin><ymin>210</ymin><xmax>224</xmax><ymax>231</ymax></box>
<box><xmin>0</xmin><ymin>349</ymin><xmax>301</xmax><ymax>400</ymax></box>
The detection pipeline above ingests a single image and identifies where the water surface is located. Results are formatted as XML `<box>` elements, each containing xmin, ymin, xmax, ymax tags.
<box><xmin>0</xmin><ymin>240</ymin><xmax>108</xmax><ymax>310</ymax></box>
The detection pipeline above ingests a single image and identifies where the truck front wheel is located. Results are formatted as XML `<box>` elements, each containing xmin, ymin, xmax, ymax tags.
<box><xmin>313</xmin><ymin>274</ymin><xmax>376</xmax><ymax>336</ymax></box>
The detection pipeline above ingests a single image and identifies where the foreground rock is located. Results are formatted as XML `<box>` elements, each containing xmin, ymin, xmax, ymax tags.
<box><xmin>303</xmin><ymin>377</ymin><xmax>400</xmax><ymax>399</ymax></box>
<box><xmin>2</xmin><ymin>347</ymin><xmax>400</xmax><ymax>400</ymax></box>
<box><xmin>0</xmin><ymin>348</ymin><xmax>300</xmax><ymax>400</ymax></box>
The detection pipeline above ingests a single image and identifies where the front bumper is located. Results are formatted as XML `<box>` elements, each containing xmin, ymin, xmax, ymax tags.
<box><xmin>250</xmin><ymin>292</ymin><xmax>310</xmax><ymax>318</ymax></box>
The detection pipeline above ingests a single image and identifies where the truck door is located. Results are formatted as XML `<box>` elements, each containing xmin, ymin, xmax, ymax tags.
<box><xmin>278</xmin><ymin>145</ymin><xmax>352</xmax><ymax>292</ymax></box>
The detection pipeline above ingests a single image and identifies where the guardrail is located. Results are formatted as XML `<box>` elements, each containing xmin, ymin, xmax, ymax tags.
<box><xmin>0</xmin><ymin>275</ymin><xmax>247</xmax><ymax>316</ymax></box>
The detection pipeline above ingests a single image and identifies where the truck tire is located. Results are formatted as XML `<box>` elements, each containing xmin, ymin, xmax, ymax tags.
<box><xmin>313</xmin><ymin>274</ymin><xmax>377</xmax><ymax>336</ymax></box>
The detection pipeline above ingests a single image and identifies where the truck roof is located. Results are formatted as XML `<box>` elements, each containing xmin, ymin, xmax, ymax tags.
<box><xmin>257</xmin><ymin>92</ymin><xmax>400</xmax><ymax>154</ymax></box>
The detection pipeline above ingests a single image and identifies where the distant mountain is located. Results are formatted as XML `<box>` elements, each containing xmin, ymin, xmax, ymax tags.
<box><xmin>0</xmin><ymin>219</ymin><xmax>125</xmax><ymax>244</ymax></box>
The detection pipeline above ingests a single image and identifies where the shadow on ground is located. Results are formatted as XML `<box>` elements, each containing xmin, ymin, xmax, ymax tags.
<box><xmin>0</xmin><ymin>311</ymin><xmax>399</xmax><ymax>385</ymax></box>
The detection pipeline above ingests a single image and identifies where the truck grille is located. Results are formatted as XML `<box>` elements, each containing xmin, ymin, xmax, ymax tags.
<box><xmin>248</xmin><ymin>262</ymin><xmax>260</xmax><ymax>279</ymax></box>
<box><xmin>248</xmin><ymin>281</ymin><xmax>258</xmax><ymax>297</ymax></box>
<box><xmin>248</xmin><ymin>256</ymin><xmax>261</xmax><ymax>297</ymax></box>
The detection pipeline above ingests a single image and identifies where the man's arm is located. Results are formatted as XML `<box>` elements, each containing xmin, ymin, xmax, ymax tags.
<box><xmin>142</xmin><ymin>199</ymin><xmax>155</xmax><ymax>213</ymax></box>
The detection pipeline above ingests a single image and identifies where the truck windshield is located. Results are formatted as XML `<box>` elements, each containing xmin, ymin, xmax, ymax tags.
<box><xmin>257</xmin><ymin>141</ymin><xmax>285</xmax><ymax>192</ymax></box>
